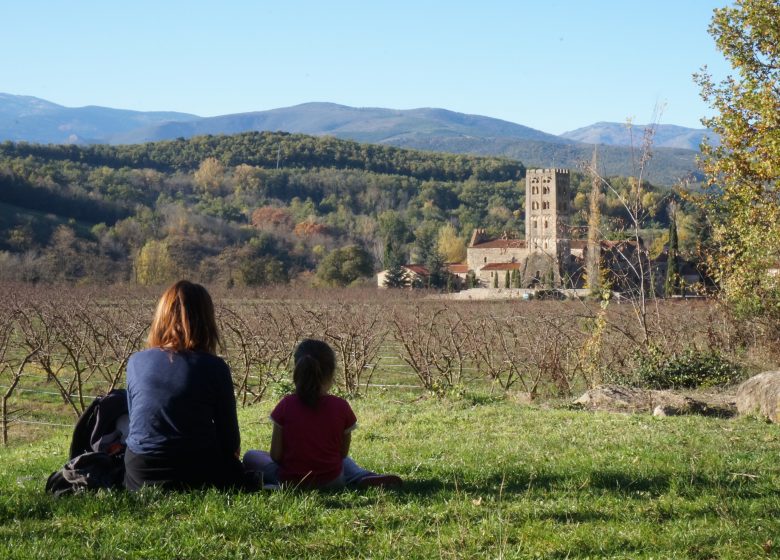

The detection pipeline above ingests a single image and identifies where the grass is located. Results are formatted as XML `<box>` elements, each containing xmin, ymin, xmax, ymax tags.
<box><xmin>2</xmin><ymin>394</ymin><xmax>780</xmax><ymax>559</ymax></box>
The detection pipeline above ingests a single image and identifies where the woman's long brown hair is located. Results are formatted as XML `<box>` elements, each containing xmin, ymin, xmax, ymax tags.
<box><xmin>147</xmin><ymin>280</ymin><xmax>220</xmax><ymax>354</ymax></box>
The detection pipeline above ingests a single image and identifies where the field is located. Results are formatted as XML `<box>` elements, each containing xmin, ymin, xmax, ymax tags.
<box><xmin>2</xmin><ymin>284</ymin><xmax>780</xmax><ymax>558</ymax></box>
<box><xmin>2</xmin><ymin>396</ymin><xmax>780</xmax><ymax>559</ymax></box>
<box><xmin>4</xmin><ymin>283</ymin><xmax>777</xmax><ymax>444</ymax></box>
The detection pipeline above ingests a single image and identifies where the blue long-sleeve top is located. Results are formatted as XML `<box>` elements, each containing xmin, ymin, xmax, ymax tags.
<box><xmin>125</xmin><ymin>348</ymin><xmax>240</xmax><ymax>458</ymax></box>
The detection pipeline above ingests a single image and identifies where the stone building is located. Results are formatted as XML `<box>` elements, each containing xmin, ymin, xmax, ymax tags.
<box><xmin>467</xmin><ymin>169</ymin><xmax>572</xmax><ymax>287</ymax></box>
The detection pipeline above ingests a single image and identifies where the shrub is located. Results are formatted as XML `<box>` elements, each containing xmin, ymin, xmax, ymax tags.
<box><xmin>635</xmin><ymin>347</ymin><xmax>746</xmax><ymax>389</ymax></box>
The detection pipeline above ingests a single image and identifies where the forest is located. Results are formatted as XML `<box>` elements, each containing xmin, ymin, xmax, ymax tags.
<box><xmin>0</xmin><ymin>131</ymin><xmax>701</xmax><ymax>287</ymax></box>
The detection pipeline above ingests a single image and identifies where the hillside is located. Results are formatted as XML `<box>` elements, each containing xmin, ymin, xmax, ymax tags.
<box><xmin>0</xmin><ymin>93</ymin><xmax>199</xmax><ymax>145</ymax></box>
<box><xmin>0</xmin><ymin>130</ymin><xmax>693</xmax><ymax>286</ymax></box>
<box><xmin>0</xmin><ymin>94</ymin><xmax>702</xmax><ymax>185</ymax></box>
<box><xmin>561</xmin><ymin>121</ymin><xmax>719</xmax><ymax>151</ymax></box>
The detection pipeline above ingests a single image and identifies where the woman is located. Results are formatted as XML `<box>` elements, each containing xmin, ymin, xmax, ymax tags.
<box><xmin>124</xmin><ymin>280</ymin><xmax>244</xmax><ymax>490</ymax></box>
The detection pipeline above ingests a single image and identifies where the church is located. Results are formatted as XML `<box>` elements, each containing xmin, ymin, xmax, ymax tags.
<box><xmin>467</xmin><ymin>168</ymin><xmax>574</xmax><ymax>288</ymax></box>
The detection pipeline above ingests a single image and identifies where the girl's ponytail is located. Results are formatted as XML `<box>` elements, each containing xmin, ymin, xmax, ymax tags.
<box><xmin>292</xmin><ymin>339</ymin><xmax>336</xmax><ymax>408</ymax></box>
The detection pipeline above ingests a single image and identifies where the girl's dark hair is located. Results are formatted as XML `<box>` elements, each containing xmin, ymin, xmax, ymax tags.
<box><xmin>293</xmin><ymin>339</ymin><xmax>336</xmax><ymax>408</ymax></box>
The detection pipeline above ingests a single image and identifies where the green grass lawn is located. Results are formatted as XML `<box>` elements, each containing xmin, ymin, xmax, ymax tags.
<box><xmin>1</xmin><ymin>395</ymin><xmax>779</xmax><ymax>559</ymax></box>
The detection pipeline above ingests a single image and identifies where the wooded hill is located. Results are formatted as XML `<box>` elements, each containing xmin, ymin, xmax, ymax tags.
<box><xmin>0</xmin><ymin>131</ymin><xmax>700</xmax><ymax>287</ymax></box>
<box><xmin>1</xmin><ymin>95</ymin><xmax>705</xmax><ymax>186</ymax></box>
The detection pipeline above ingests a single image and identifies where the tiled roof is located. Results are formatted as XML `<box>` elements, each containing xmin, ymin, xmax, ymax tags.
<box><xmin>403</xmin><ymin>264</ymin><xmax>429</xmax><ymax>276</ymax></box>
<box><xmin>446</xmin><ymin>264</ymin><xmax>469</xmax><ymax>274</ymax></box>
<box><xmin>470</xmin><ymin>239</ymin><xmax>526</xmax><ymax>249</ymax></box>
<box><xmin>481</xmin><ymin>262</ymin><xmax>522</xmax><ymax>271</ymax></box>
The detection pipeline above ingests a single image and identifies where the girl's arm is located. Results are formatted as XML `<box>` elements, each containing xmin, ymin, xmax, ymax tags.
<box><xmin>341</xmin><ymin>431</ymin><xmax>351</xmax><ymax>458</ymax></box>
<box><xmin>270</xmin><ymin>423</ymin><xmax>283</xmax><ymax>463</ymax></box>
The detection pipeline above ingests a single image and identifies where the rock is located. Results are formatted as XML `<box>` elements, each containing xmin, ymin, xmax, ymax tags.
<box><xmin>573</xmin><ymin>385</ymin><xmax>650</xmax><ymax>413</ymax></box>
<box><xmin>736</xmin><ymin>370</ymin><xmax>780</xmax><ymax>423</ymax></box>
<box><xmin>574</xmin><ymin>385</ymin><xmax>736</xmax><ymax>418</ymax></box>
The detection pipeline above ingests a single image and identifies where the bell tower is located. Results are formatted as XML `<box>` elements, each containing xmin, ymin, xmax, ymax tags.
<box><xmin>525</xmin><ymin>169</ymin><xmax>571</xmax><ymax>285</ymax></box>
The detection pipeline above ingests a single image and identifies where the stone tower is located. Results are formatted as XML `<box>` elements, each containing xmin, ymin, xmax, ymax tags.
<box><xmin>524</xmin><ymin>169</ymin><xmax>571</xmax><ymax>286</ymax></box>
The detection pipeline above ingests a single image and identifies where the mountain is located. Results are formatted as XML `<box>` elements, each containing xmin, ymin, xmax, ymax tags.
<box><xmin>124</xmin><ymin>102</ymin><xmax>691</xmax><ymax>179</ymax></box>
<box><xmin>0</xmin><ymin>93</ymin><xmax>199</xmax><ymax>145</ymax></box>
<box><xmin>561</xmin><ymin>122</ymin><xmax>719</xmax><ymax>151</ymax></box>
<box><xmin>0</xmin><ymin>93</ymin><xmax>703</xmax><ymax>185</ymax></box>
<box><xmin>113</xmin><ymin>102</ymin><xmax>573</xmax><ymax>146</ymax></box>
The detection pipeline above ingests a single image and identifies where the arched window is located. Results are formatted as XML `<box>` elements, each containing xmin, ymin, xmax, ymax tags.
<box><xmin>532</xmin><ymin>219</ymin><xmax>537</xmax><ymax>229</ymax></box>
<box><xmin>544</xmin><ymin>219</ymin><xmax>548</xmax><ymax>229</ymax></box>
<box><xmin>542</xmin><ymin>186</ymin><xmax>549</xmax><ymax>195</ymax></box>
<box><xmin>542</xmin><ymin>201</ymin><xmax>550</xmax><ymax>210</ymax></box>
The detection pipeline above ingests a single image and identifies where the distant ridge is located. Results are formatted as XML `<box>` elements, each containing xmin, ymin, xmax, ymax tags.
<box><xmin>561</xmin><ymin>121</ymin><xmax>719</xmax><ymax>151</ymax></box>
<box><xmin>0</xmin><ymin>93</ymin><xmax>706</xmax><ymax>185</ymax></box>
<box><xmin>111</xmin><ymin>102</ymin><xmax>572</xmax><ymax>146</ymax></box>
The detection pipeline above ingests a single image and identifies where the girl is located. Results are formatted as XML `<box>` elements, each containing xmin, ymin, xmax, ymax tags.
<box><xmin>243</xmin><ymin>339</ymin><xmax>401</xmax><ymax>488</ymax></box>
<box><xmin>124</xmin><ymin>280</ymin><xmax>245</xmax><ymax>491</ymax></box>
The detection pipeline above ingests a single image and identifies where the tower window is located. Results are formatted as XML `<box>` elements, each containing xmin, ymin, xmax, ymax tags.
<box><xmin>542</xmin><ymin>186</ymin><xmax>549</xmax><ymax>195</ymax></box>
<box><xmin>543</xmin><ymin>201</ymin><xmax>550</xmax><ymax>210</ymax></box>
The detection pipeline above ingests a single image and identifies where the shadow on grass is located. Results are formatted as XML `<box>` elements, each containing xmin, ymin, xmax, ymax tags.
<box><xmin>396</xmin><ymin>469</ymin><xmax>778</xmax><ymax>501</ymax></box>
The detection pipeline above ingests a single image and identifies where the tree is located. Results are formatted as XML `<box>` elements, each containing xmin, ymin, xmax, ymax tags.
<box><xmin>665</xmin><ymin>203</ymin><xmax>681</xmax><ymax>297</ymax></box>
<box><xmin>383</xmin><ymin>265</ymin><xmax>408</xmax><ymax>288</ymax></box>
<box><xmin>425</xmin><ymin>250</ymin><xmax>449</xmax><ymax>290</ymax></box>
<box><xmin>413</xmin><ymin>222</ymin><xmax>439</xmax><ymax>265</ymax></box>
<box><xmin>317</xmin><ymin>245</ymin><xmax>374</xmax><ymax>287</ymax></box>
<box><xmin>134</xmin><ymin>239</ymin><xmax>176</xmax><ymax>285</ymax></box>
<box><xmin>378</xmin><ymin>211</ymin><xmax>410</xmax><ymax>269</ymax></box>
<box><xmin>504</xmin><ymin>270</ymin><xmax>510</xmax><ymax>288</ymax></box>
<box><xmin>695</xmin><ymin>0</ymin><xmax>780</xmax><ymax>320</ymax></box>
<box><xmin>437</xmin><ymin>224</ymin><xmax>466</xmax><ymax>263</ymax></box>
<box><xmin>586</xmin><ymin>148</ymin><xmax>602</xmax><ymax>295</ymax></box>
<box><xmin>194</xmin><ymin>157</ymin><xmax>225</xmax><ymax>194</ymax></box>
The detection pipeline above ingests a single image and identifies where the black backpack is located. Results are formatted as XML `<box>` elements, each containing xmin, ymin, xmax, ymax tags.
<box><xmin>46</xmin><ymin>389</ymin><xmax>129</xmax><ymax>496</ymax></box>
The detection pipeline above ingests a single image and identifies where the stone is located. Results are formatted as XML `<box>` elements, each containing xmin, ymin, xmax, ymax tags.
<box><xmin>653</xmin><ymin>405</ymin><xmax>670</xmax><ymax>417</ymax></box>
<box><xmin>736</xmin><ymin>370</ymin><xmax>780</xmax><ymax>423</ymax></box>
<box><xmin>574</xmin><ymin>385</ymin><xmax>736</xmax><ymax>418</ymax></box>
<box><xmin>573</xmin><ymin>385</ymin><xmax>650</xmax><ymax>413</ymax></box>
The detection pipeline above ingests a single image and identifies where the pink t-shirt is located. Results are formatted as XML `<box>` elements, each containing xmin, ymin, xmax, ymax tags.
<box><xmin>270</xmin><ymin>394</ymin><xmax>357</xmax><ymax>485</ymax></box>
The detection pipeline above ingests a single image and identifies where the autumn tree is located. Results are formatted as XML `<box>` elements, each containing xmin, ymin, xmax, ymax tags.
<box><xmin>134</xmin><ymin>239</ymin><xmax>176</xmax><ymax>285</ymax></box>
<box><xmin>194</xmin><ymin>157</ymin><xmax>225</xmax><ymax>194</ymax></box>
<box><xmin>586</xmin><ymin>148</ymin><xmax>602</xmax><ymax>295</ymax></box>
<box><xmin>695</xmin><ymin>0</ymin><xmax>780</xmax><ymax>320</ymax></box>
<box><xmin>437</xmin><ymin>223</ymin><xmax>467</xmax><ymax>263</ymax></box>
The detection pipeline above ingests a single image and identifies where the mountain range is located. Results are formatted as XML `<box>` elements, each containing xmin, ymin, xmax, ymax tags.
<box><xmin>0</xmin><ymin>93</ymin><xmax>716</xmax><ymax>185</ymax></box>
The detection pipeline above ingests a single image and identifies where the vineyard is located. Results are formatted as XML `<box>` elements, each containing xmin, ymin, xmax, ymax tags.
<box><xmin>0</xmin><ymin>283</ymin><xmax>767</xmax><ymax>445</ymax></box>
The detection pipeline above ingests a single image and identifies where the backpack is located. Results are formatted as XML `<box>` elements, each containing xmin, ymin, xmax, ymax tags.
<box><xmin>45</xmin><ymin>452</ymin><xmax>126</xmax><ymax>497</ymax></box>
<box><xmin>46</xmin><ymin>389</ymin><xmax>129</xmax><ymax>496</ymax></box>
<box><xmin>69</xmin><ymin>388</ymin><xmax>129</xmax><ymax>459</ymax></box>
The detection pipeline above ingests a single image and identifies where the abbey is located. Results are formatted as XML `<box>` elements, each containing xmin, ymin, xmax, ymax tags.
<box><xmin>467</xmin><ymin>168</ymin><xmax>573</xmax><ymax>288</ymax></box>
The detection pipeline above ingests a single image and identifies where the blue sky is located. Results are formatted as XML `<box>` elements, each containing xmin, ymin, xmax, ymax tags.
<box><xmin>0</xmin><ymin>1</ymin><xmax>731</xmax><ymax>134</ymax></box>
